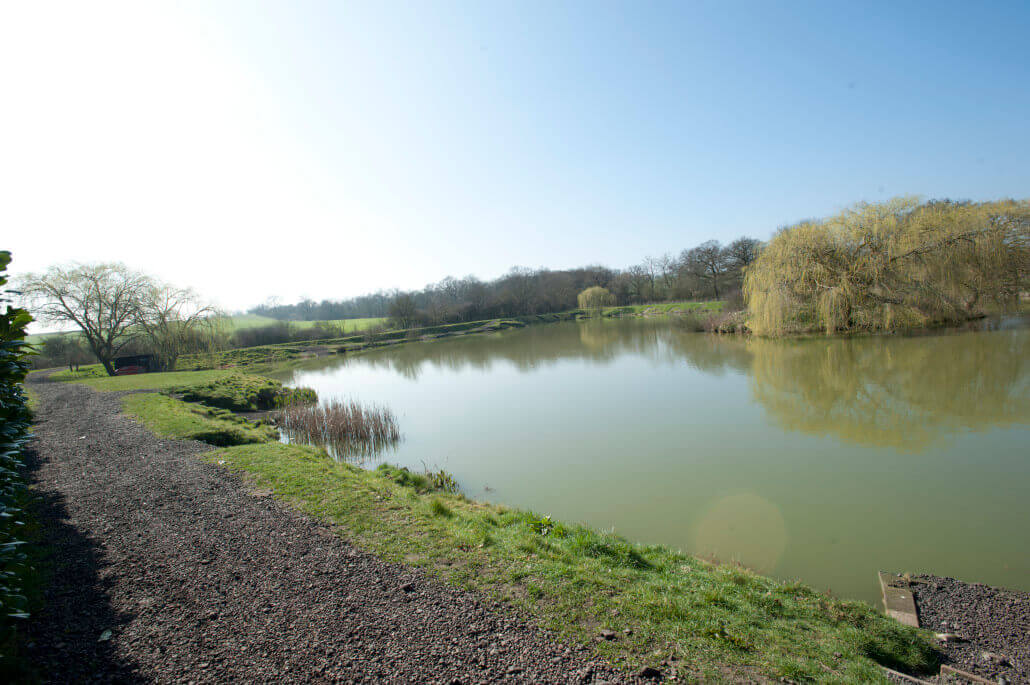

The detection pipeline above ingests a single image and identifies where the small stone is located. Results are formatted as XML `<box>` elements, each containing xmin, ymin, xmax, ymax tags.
<box><xmin>599</xmin><ymin>629</ymin><xmax>617</xmax><ymax>641</ymax></box>
<box><xmin>400</xmin><ymin>582</ymin><xmax>415</xmax><ymax>593</ymax></box>
<box><xmin>637</xmin><ymin>666</ymin><xmax>663</xmax><ymax>681</ymax></box>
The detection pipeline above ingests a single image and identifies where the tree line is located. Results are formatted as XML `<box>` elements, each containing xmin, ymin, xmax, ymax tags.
<box><xmin>251</xmin><ymin>236</ymin><xmax>761</xmax><ymax>326</ymax></box>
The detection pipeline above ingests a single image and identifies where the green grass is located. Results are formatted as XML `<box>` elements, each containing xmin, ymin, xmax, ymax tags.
<box><xmin>226</xmin><ymin>313</ymin><xmax>387</xmax><ymax>333</ymax></box>
<box><xmin>49</xmin><ymin>367</ymin><xmax>238</xmax><ymax>391</ymax></box>
<box><xmin>122</xmin><ymin>393</ymin><xmax>277</xmax><ymax>446</ymax></box>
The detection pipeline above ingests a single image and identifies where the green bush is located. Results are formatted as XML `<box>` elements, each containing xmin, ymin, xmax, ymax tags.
<box><xmin>0</xmin><ymin>251</ymin><xmax>35</xmax><ymax>668</ymax></box>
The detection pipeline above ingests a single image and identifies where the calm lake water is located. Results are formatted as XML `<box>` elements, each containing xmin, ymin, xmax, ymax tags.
<box><xmin>272</xmin><ymin>318</ymin><xmax>1030</xmax><ymax>604</ymax></box>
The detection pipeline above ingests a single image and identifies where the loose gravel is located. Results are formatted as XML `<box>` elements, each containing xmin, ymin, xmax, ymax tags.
<box><xmin>912</xmin><ymin>574</ymin><xmax>1028</xmax><ymax>683</ymax></box>
<box><xmin>23</xmin><ymin>378</ymin><xmax>639</xmax><ymax>684</ymax></box>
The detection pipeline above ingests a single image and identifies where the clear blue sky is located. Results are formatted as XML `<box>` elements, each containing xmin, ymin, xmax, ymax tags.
<box><xmin>3</xmin><ymin>0</ymin><xmax>1028</xmax><ymax>312</ymax></box>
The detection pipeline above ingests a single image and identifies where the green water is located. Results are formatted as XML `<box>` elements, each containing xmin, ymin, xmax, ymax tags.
<box><xmin>273</xmin><ymin>318</ymin><xmax>1030</xmax><ymax>604</ymax></box>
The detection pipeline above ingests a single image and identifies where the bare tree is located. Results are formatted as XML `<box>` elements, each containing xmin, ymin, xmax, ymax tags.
<box><xmin>134</xmin><ymin>282</ymin><xmax>219</xmax><ymax>371</ymax></box>
<box><xmin>726</xmin><ymin>237</ymin><xmax>761</xmax><ymax>270</ymax></box>
<box><xmin>387</xmin><ymin>294</ymin><xmax>419</xmax><ymax>328</ymax></box>
<box><xmin>681</xmin><ymin>241</ymin><xmax>730</xmax><ymax>299</ymax></box>
<box><xmin>20</xmin><ymin>263</ymin><xmax>148</xmax><ymax>375</ymax></box>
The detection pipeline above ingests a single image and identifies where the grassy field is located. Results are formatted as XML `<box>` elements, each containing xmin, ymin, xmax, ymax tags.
<box><xmin>26</xmin><ymin>314</ymin><xmax>389</xmax><ymax>345</ymax></box>
<box><xmin>226</xmin><ymin>313</ymin><xmax>387</xmax><ymax>333</ymax></box>
<box><xmin>53</xmin><ymin>366</ymin><xmax>940</xmax><ymax>683</ymax></box>
<box><xmin>48</xmin><ymin>367</ymin><xmax>237</xmax><ymax>390</ymax></box>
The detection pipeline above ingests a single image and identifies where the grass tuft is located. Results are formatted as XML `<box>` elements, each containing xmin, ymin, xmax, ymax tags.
<box><xmin>428</xmin><ymin>498</ymin><xmax>453</xmax><ymax>517</ymax></box>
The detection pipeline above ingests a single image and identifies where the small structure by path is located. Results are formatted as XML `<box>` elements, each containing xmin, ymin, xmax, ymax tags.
<box><xmin>23</xmin><ymin>377</ymin><xmax>636</xmax><ymax>683</ymax></box>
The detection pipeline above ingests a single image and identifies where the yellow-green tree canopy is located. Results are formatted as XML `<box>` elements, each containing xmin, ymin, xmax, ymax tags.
<box><xmin>577</xmin><ymin>286</ymin><xmax>615</xmax><ymax>311</ymax></box>
<box><xmin>743</xmin><ymin>198</ymin><xmax>1030</xmax><ymax>336</ymax></box>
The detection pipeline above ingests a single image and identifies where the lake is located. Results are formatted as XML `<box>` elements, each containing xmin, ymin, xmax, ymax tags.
<box><xmin>271</xmin><ymin>318</ymin><xmax>1030</xmax><ymax>604</ymax></box>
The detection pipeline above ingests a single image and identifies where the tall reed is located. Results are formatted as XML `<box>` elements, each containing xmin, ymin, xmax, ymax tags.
<box><xmin>276</xmin><ymin>398</ymin><xmax>400</xmax><ymax>460</ymax></box>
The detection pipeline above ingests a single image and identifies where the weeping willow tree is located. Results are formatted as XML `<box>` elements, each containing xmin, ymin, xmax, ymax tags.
<box><xmin>744</xmin><ymin>198</ymin><xmax>1030</xmax><ymax>336</ymax></box>
<box><xmin>577</xmin><ymin>286</ymin><xmax>615</xmax><ymax>314</ymax></box>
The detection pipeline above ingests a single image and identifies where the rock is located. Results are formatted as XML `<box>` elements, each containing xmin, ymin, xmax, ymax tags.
<box><xmin>637</xmin><ymin>666</ymin><xmax>663</xmax><ymax>681</ymax></box>
<box><xmin>598</xmin><ymin>629</ymin><xmax>617</xmax><ymax>641</ymax></box>
<box><xmin>399</xmin><ymin>582</ymin><xmax>415</xmax><ymax>593</ymax></box>
<box><xmin>935</xmin><ymin>632</ymin><xmax>966</xmax><ymax>643</ymax></box>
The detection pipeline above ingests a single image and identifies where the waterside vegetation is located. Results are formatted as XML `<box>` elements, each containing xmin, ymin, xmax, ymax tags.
<box><xmin>745</xmin><ymin>198</ymin><xmax>1029</xmax><ymax>336</ymax></box>
<box><xmin>276</xmin><ymin>398</ymin><xmax>401</xmax><ymax>460</ymax></box>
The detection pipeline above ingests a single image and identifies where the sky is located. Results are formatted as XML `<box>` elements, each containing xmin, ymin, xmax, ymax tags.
<box><xmin>2</xmin><ymin>0</ymin><xmax>1029</xmax><ymax>321</ymax></box>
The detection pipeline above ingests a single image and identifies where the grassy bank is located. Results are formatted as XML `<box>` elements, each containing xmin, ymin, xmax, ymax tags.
<box><xmin>122</xmin><ymin>394</ymin><xmax>277</xmax><ymax>446</ymax></box>
<box><xmin>59</xmin><ymin>366</ymin><xmax>940</xmax><ymax>682</ymax></box>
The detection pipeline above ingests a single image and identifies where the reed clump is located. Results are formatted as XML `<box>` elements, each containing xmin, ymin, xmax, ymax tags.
<box><xmin>276</xmin><ymin>398</ymin><xmax>400</xmax><ymax>459</ymax></box>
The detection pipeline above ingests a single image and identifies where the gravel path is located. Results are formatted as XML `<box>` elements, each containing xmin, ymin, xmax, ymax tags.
<box><xmin>911</xmin><ymin>574</ymin><xmax>1028</xmax><ymax>683</ymax></box>
<box><xmin>24</xmin><ymin>377</ymin><xmax>638</xmax><ymax>684</ymax></box>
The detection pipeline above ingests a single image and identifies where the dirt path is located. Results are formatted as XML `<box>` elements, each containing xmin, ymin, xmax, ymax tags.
<box><xmin>23</xmin><ymin>377</ymin><xmax>632</xmax><ymax>684</ymax></box>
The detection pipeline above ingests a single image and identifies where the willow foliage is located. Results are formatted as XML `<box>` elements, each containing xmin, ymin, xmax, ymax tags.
<box><xmin>744</xmin><ymin>198</ymin><xmax>1030</xmax><ymax>336</ymax></box>
<box><xmin>577</xmin><ymin>286</ymin><xmax>615</xmax><ymax>311</ymax></box>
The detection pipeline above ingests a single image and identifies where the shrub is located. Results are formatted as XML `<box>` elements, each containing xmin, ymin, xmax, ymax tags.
<box><xmin>0</xmin><ymin>251</ymin><xmax>35</xmax><ymax>663</ymax></box>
